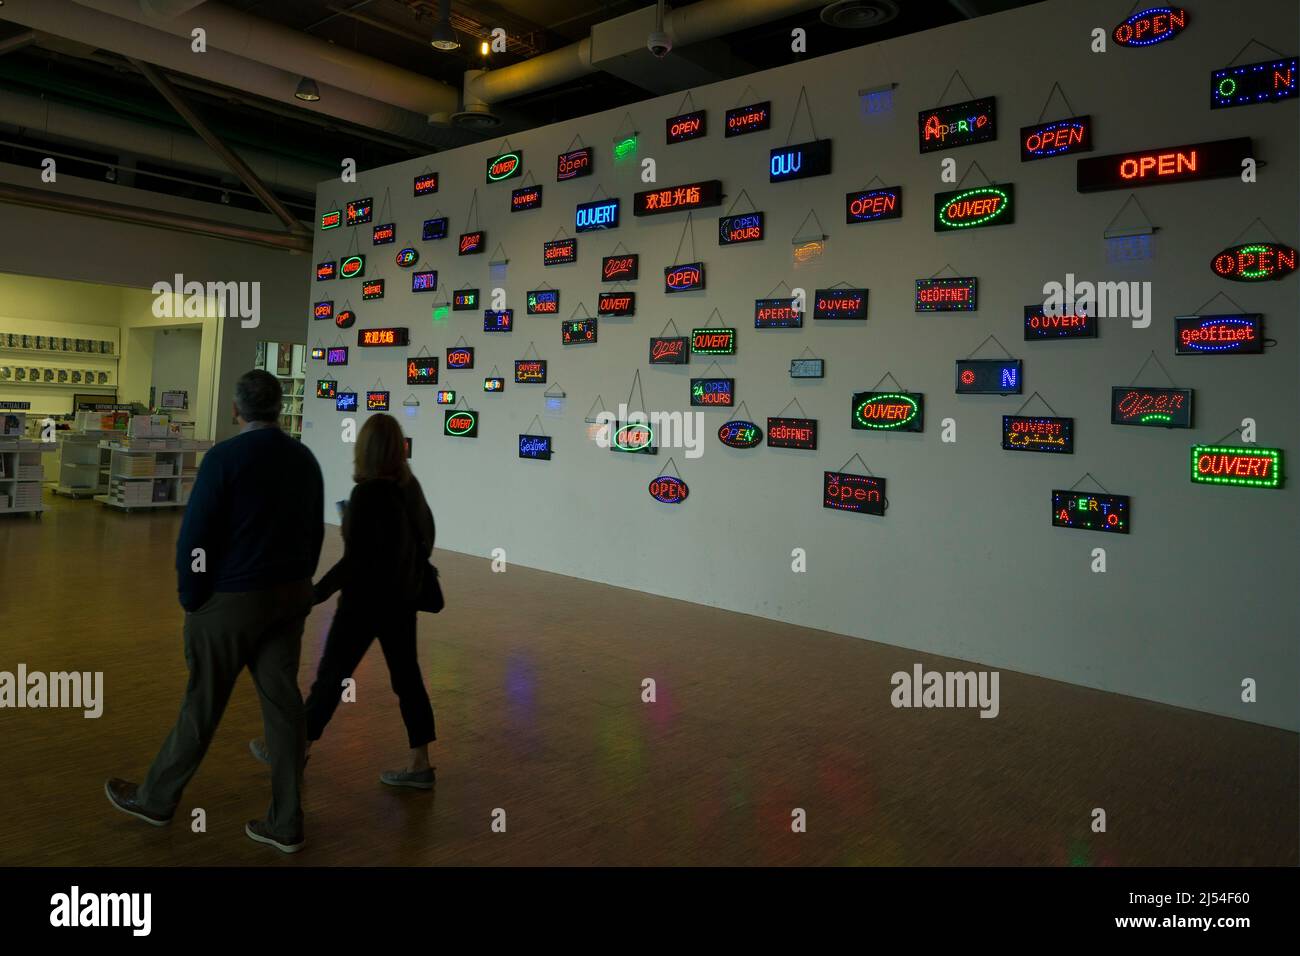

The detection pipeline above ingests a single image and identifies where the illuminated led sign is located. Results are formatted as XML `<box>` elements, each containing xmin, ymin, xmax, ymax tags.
<box><xmin>313</xmin><ymin>300</ymin><xmax>334</xmax><ymax>321</ymax></box>
<box><xmin>361</xmin><ymin>279</ymin><xmax>384</xmax><ymax>300</ymax></box>
<box><xmin>372</xmin><ymin>223</ymin><xmax>395</xmax><ymax>244</ymax></box>
<box><xmin>576</xmin><ymin>198</ymin><xmax>619</xmax><ymax>232</ymax></box>
<box><xmin>665</xmin><ymin>262</ymin><xmax>705</xmax><ymax>293</ymax></box>
<box><xmin>1023</xmin><ymin>304</ymin><xmax>1094</xmax><ymax>339</ymax></box>
<box><xmin>519</xmin><ymin>434</ymin><xmax>552</xmax><ymax>460</ymax></box>
<box><xmin>524</xmin><ymin>290</ymin><xmax>558</xmax><ymax>315</ymax></box>
<box><xmin>956</xmin><ymin>359</ymin><xmax>1021</xmax><ymax>394</ymax></box>
<box><xmin>316</xmin><ymin>379</ymin><xmax>336</xmax><ymax>399</ymax></box>
<box><xmin>459</xmin><ymin>231</ymin><xmax>485</xmax><ymax>255</ymax></box>
<box><xmin>423</xmin><ymin>217</ymin><xmax>448</xmax><ymax>241</ymax></box>
<box><xmin>452</xmin><ymin>289</ymin><xmax>479</xmax><ymax>310</ymax></box>
<box><xmin>511</xmin><ymin>185</ymin><xmax>543</xmax><ymax>212</ymax></box>
<box><xmin>633</xmin><ymin>180</ymin><xmax>723</xmax><ymax>216</ymax></box>
<box><xmin>915</xmin><ymin>277</ymin><xmax>977</xmax><ymax>311</ymax></box>
<box><xmin>366</xmin><ymin>390</ymin><xmax>389</xmax><ymax>411</ymax></box>
<box><xmin>407</xmin><ymin>356</ymin><xmax>438</xmax><ymax>385</ymax></box>
<box><xmin>813</xmin><ymin>289</ymin><xmax>867</xmax><ymax>320</ymax></box>
<box><xmin>769</xmin><ymin>139</ymin><xmax>831</xmax><ymax>183</ymax></box>
<box><xmin>597</xmin><ymin>292</ymin><xmax>635</xmax><ymax>316</ymax></box>
<box><xmin>690</xmin><ymin>377</ymin><xmax>734</xmax><ymax>407</ymax></box>
<box><xmin>824</xmin><ymin>472</ymin><xmax>885</xmax><ymax>516</ymax></box>
<box><xmin>725</xmin><ymin>101</ymin><xmax>770</xmax><ymax>138</ymax></box>
<box><xmin>514</xmin><ymin>360</ymin><xmax>547</xmax><ymax>383</ymax></box>
<box><xmin>649</xmin><ymin>475</ymin><xmax>689</xmax><ymax>504</ymax></box>
<box><xmin>1077</xmin><ymin>138</ymin><xmax>1252</xmax><ymax>192</ymax></box>
<box><xmin>484</xmin><ymin>309</ymin><xmax>513</xmax><ymax>333</ymax></box>
<box><xmin>845</xmin><ymin>187</ymin><xmax>902</xmax><ymax>224</ymax></box>
<box><xmin>310</xmin><ymin>347</ymin><xmax>326</xmax><ymax>361</ymax></box>
<box><xmin>718</xmin><ymin>420</ymin><xmax>762</xmax><ymax>448</ymax></box>
<box><xmin>358</xmin><ymin>327</ymin><xmax>408</xmax><ymax>347</ymax></box>
<box><xmin>335</xmin><ymin>392</ymin><xmax>357</xmax><ymax>412</ymax></box>
<box><xmin>934</xmin><ymin>184</ymin><xmax>1014</xmax><ymax>231</ymax></box>
<box><xmin>1020</xmin><ymin>116</ymin><xmax>1092</xmax><ymax>161</ymax></box>
<box><xmin>691</xmin><ymin>328</ymin><xmax>735</xmax><ymax>354</ymax></box>
<box><xmin>562</xmin><ymin>318</ymin><xmax>597</xmax><ymax>345</ymax></box>
<box><xmin>1174</xmin><ymin>314</ymin><xmax>1263</xmax><ymax>354</ymax></box>
<box><xmin>340</xmin><ymin>255</ymin><xmax>365</xmax><ymax>279</ymax></box>
<box><xmin>852</xmin><ymin>391</ymin><xmax>923</xmax><ymax>432</ymax></box>
<box><xmin>395</xmin><ymin>247</ymin><xmax>419</xmax><ymax>268</ymax></box>
<box><xmin>436</xmin><ymin>390</ymin><xmax>455</xmax><ymax>404</ymax></box>
<box><xmin>1052</xmin><ymin>491</ymin><xmax>1129</xmax><ymax>533</ymax></box>
<box><xmin>1002</xmin><ymin>415</ymin><xmax>1073</xmax><ymax>454</ymax></box>
<box><xmin>486</xmin><ymin>151</ymin><xmax>523</xmax><ymax>183</ymax></box>
<box><xmin>556</xmin><ymin>146</ymin><xmax>593</xmax><ymax>181</ymax></box>
<box><xmin>611</xmin><ymin>421</ymin><xmax>656</xmax><ymax>454</ymax></box>
<box><xmin>602</xmin><ymin>254</ymin><xmax>638</xmax><ymax>281</ymax></box>
<box><xmin>649</xmin><ymin>336</ymin><xmax>688</xmax><ymax>364</ymax></box>
<box><xmin>544</xmin><ymin>238</ymin><xmax>577</xmax><ymax>265</ymax></box>
<box><xmin>767</xmin><ymin>417</ymin><xmax>817</xmax><ymax>450</ymax></box>
<box><xmin>754</xmin><ymin>298</ymin><xmax>802</xmax><ymax>328</ymax></box>
<box><xmin>667</xmin><ymin>110</ymin><xmax>706</xmax><ymax>144</ymax></box>
<box><xmin>411</xmin><ymin>270</ymin><xmax>438</xmax><ymax>292</ymax></box>
<box><xmin>334</xmin><ymin>309</ymin><xmax>355</xmax><ymax>330</ymax></box>
<box><xmin>413</xmin><ymin>172</ymin><xmax>439</xmax><ymax>196</ymax></box>
<box><xmin>316</xmin><ymin>260</ymin><xmax>336</xmax><ymax>281</ymax></box>
<box><xmin>790</xmin><ymin>358</ymin><xmax>824</xmax><ymax>379</ymax></box>
<box><xmin>1191</xmin><ymin>445</ymin><xmax>1282</xmax><ymax>488</ymax></box>
<box><xmin>326</xmin><ymin>346</ymin><xmax>348</xmax><ymax>367</ymax></box>
<box><xmin>1112</xmin><ymin>6</ymin><xmax>1186</xmax><ymax>47</ymax></box>
<box><xmin>718</xmin><ymin>213</ymin><xmax>764</xmax><ymax>245</ymax></box>
<box><xmin>1212</xmin><ymin>57</ymin><xmax>1298</xmax><ymax>108</ymax></box>
<box><xmin>918</xmin><ymin>97</ymin><xmax>995</xmax><ymax>153</ymax></box>
<box><xmin>345</xmin><ymin>198</ymin><xmax>372</xmax><ymax>226</ymax></box>
<box><xmin>1211</xmin><ymin>242</ymin><xmax>1297</xmax><ymax>281</ymax></box>
<box><xmin>1110</xmin><ymin>386</ymin><xmax>1191</xmax><ymax>427</ymax></box>
<box><xmin>320</xmin><ymin>209</ymin><xmax>342</xmax><ymax>230</ymax></box>
<box><xmin>444</xmin><ymin>409</ymin><xmax>479</xmax><ymax>437</ymax></box>
<box><xmin>483</xmin><ymin>377</ymin><xmax>504</xmax><ymax>392</ymax></box>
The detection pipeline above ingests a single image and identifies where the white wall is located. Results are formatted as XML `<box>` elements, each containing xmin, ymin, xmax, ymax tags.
<box><xmin>149</xmin><ymin>328</ymin><xmax>202</xmax><ymax>422</ymax></box>
<box><xmin>303</xmin><ymin>0</ymin><xmax>1300</xmax><ymax>729</ymax></box>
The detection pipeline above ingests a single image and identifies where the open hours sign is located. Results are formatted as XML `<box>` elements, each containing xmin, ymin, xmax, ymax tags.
<box><xmin>690</xmin><ymin>377</ymin><xmax>734</xmax><ymax>407</ymax></box>
<box><xmin>823</xmin><ymin>472</ymin><xmax>885</xmax><ymax>515</ymax></box>
<box><xmin>1052</xmin><ymin>491</ymin><xmax>1129</xmax><ymax>533</ymax></box>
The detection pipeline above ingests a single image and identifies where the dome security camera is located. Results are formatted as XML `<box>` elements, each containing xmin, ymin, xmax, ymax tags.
<box><xmin>647</xmin><ymin>30</ymin><xmax>671</xmax><ymax>59</ymax></box>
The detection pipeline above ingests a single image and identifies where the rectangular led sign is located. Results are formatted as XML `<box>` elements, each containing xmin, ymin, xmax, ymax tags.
<box><xmin>935</xmin><ymin>184</ymin><xmax>1014</xmax><ymax>231</ymax></box>
<box><xmin>597</xmin><ymin>292</ymin><xmax>635</xmax><ymax>316</ymax></box>
<box><xmin>335</xmin><ymin>392</ymin><xmax>357</xmax><ymax>412</ymax></box>
<box><xmin>511</xmin><ymin>185</ymin><xmax>542</xmax><ymax>211</ymax></box>
<box><xmin>769</xmin><ymin>139</ymin><xmax>831</xmax><ymax>183</ymax></box>
<box><xmin>665</xmin><ymin>262</ymin><xmax>705</xmax><ymax>293</ymax></box>
<box><xmin>514</xmin><ymin>359</ymin><xmax>547</xmax><ymax>384</ymax></box>
<box><xmin>316</xmin><ymin>379</ymin><xmax>337</xmax><ymax>399</ymax></box>
<box><xmin>310</xmin><ymin>347</ymin><xmax>326</xmax><ymax>361</ymax></box>
<box><xmin>486</xmin><ymin>151</ymin><xmax>523</xmax><ymax>183</ymax></box>
<box><xmin>313</xmin><ymin>300</ymin><xmax>334</xmax><ymax>321</ymax></box>
<box><xmin>1174</xmin><ymin>313</ymin><xmax>1263</xmax><ymax>354</ymax></box>
<box><xmin>718</xmin><ymin>212</ymin><xmax>764</xmax><ymax>245</ymax></box>
<box><xmin>1002</xmin><ymin>415</ymin><xmax>1073</xmax><ymax>453</ymax></box>
<box><xmin>918</xmin><ymin>97</ymin><xmax>996</xmax><ymax>153</ymax></box>
<box><xmin>407</xmin><ymin>356</ymin><xmax>438</xmax><ymax>385</ymax></box>
<box><xmin>852</xmin><ymin>391</ymin><xmax>923</xmax><ymax>432</ymax></box>
<box><xmin>414</xmin><ymin>172</ymin><xmax>439</xmax><ymax>196</ymax></box>
<box><xmin>1077</xmin><ymin>137</ymin><xmax>1252</xmax><ymax>192</ymax></box>
<box><xmin>1110</xmin><ymin>386</ymin><xmax>1192</xmax><ymax>427</ymax></box>
<box><xmin>1191</xmin><ymin>445</ymin><xmax>1282</xmax><ymax>488</ymax></box>
<box><xmin>326</xmin><ymin>347</ymin><xmax>348</xmax><ymax>367</ymax></box>
<box><xmin>556</xmin><ymin>146</ymin><xmax>593</xmax><ymax>181</ymax></box>
<box><xmin>436</xmin><ymin>390</ymin><xmax>455</xmax><ymax>404</ymax></box>
<box><xmin>1020</xmin><ymin>116</ymin><xmax>1092</xmax><ymax>161</ymax></box>
<box><xmin>345</xmin><ymin>198</ymin><xmax>373</xmax><ymax>226</ymax></box>
<box><xmin>575</xmin><ymin>198</ymin><xmax>619</xmax><ymax>232</ymax></box>
<box><xmin>526</xmin><ymin>289</ymin><xmax>559</xmax><ymax>315</ymax></box>
<box><xmin>1052</xmin><ymin>491</ymin><xmax>1129</xmax><ymax>533</ymax></box>
<box><xmin>361</xmin><ymin>279</ymin><xmax>385</xmax><ymax>300</ymax></box>
<box><xmin>544</xmin><ymin>238</ymin><xmax>577</xmax><ymax>265</ymax></box>
<box><xmin>320</xmin><ymin>209</ymin><xmax>342</xmax><ymax>230</ymax></box>
<box><xmin>767</xmin><ymin>417</ymin><xmax>817</xmax><ymax>450</ymax></box>
<box><xmin>1024</xmin><ymin>304</ymin><xmax>1095</xmax><ymax>339</ymax></box>
<box><xmin>691</xmin><ymin>328</ymin><xmax>735</xmax><ymax>354</ymax></box>
<box><xmin>444</xmin><ymin>409</ymin><xmax>479</xmax><ymax>438</ymax></box>
<box><xmin>650</xmin><ymin>336</ymin><xmax>689</xmax><ymax>364</ymax></box>
<box><xmin>790</xmin><ymin>358</ymin><xmax>824</xmax><ymax>379</ymax></box>
<box><xmin>452</xmin><ymin>289</ymin><xmax>479</xmax><ymax>311</ymax></box>
<box><xmin>667</xmin><ymin>110</ymin><xmax>706</xmax><ymax>144</ymax></box>
<box><xmin>358</xmin><ymin>327</ymin><xmax>408</xmax><ymax>347</ymax></box>
<box><xmin>562</xmin><ymin>318</ymin><xmax>597</xmax><ymax>345</ymax></box>
<box><xmin>611</xmin><ymin>421</ymin><xmax>656</xmax><ymax>454</ymax></box>
<box><xmin>690</xmin><ymin>377</ymin><xmax>734</xmax><ymax>407</ymax></box>
<box><xmin>956</xmin><ymin>359</ymin><xmax>1021</xmax><ymax>394</ymax></box>
<box><xmin>824</xmin><ymin>471</ymin><xmax>885</xmax><ymax>515</ymax></box>
<box><xmin>446</xmin><ymin>347</ymin><xmax>474</xmax><ymax>369</ymax></box>
<box><xmin>916</xmin><ymin>277</ymin><xmax>977</xmax><ymax>311</ymax></box>
<box><xmin>411</xmin><ymin>270</ymin><xmax>438</xmax><ymax>293</ymax></box>
<box><xmin>845</xmin><ymin>187</ymin><xmax>902</xmax><ymax>224</ymax></box>
<box><xmin>754</xmin><ymin>298</ymin><xmax>802</xmax><ymax>328</ymax></box>
<box><xmin>316</xmin><ymin>261</ymin><xmax>336</xmax><ymax>281</ymax></box>
<box><xmin>422</xmin><ymin>217</ymin><xmax>448</xmax><ymax>241</ymax></box>
<box><xmin>339</xmin><ymin>255</ymin><xmax>365</xmax><ymax>278</ymax></box>
<box><xmin>633</xmin><ymin>180</ymin><xmax>723</xmax><ymax>216</ymax></box>
<box><xmin>725</xmin><ymin>102</ymin><xmax>770</xmax><ymax>137</ymax></box>
<box><xmin>484</xmin><ymin>309</ymin><xmax>513</xmax><ymax>333</ymax></box>
<box><xmin>1212</xmin><ymin>57</ymin><xmax>1297</xmax><ymax>109</ymax></box>
<box><xmin>814</xmin><ymin>288</ymin><xmax>867</xmax><ymax>320</ymax></box>
<box><xmin>372</xmin><ymin>222</ymin><xmax>395</xmax><ymax>244</ymax></box>
<box><xmin>602</xmin><ymin>254</ymin><xmax>638</xmax><ymax>281</ymax></box>
<box><xmin>519</xmin><ymin>434</ymin><xmax>552</xmax><ymax>460</ymax></box>
<box><xmin>459</xmin><ymin>231</ymin><xmax>485</xmax><ymax>255</ymax></box>
<box><xmin>366</xmin><ymin>390</ymin><xmax>390</xmax><ymax>411</ymax></box>
<box><xmin>483</xmin><ymin>377</ymin><xmax>504</xmax><ymax>392</ymax></box>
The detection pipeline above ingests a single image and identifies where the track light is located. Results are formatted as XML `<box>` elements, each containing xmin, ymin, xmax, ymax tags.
<box><xmin>430</xmin><ymin>0</ymin><xmax>459</xmax><ymax>51</ymax></box>
<box><xmin>294</xmin><ymin>77</ymin><xmax>320</xmax><ymax>102</ymax></box>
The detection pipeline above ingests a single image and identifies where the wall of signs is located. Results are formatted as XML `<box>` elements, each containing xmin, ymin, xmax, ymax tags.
<box><xmin>300</xmin><ymin>0</ymin><xmax>1299</xmax><ymax>730</ymax></box>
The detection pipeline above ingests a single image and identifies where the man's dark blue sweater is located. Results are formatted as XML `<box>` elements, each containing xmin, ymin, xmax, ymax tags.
<box><xmin>175</xmin><ymin>424</ymin><xmax>325</xmax><ymax>612</ymax></box>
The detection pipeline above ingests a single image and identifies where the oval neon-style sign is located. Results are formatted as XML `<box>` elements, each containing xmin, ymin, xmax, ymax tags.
<box><xmin>488</xmin><ymin>153</ymin><xmax>521</xmax><ymax>180</ymax></box>
<box><xmin>334</xmin><ymin>310</ymin><xmax>356</xmax><ymax>329</ymax></box>
<box><xmin>1211</xmin><ymin>242</ymin><xmax>1297</xmax><ymax>282</ymax></box>
<box><xmin>340</xmin><ymin>255</ymin><xmax>365</xmax><ymax>278</ymax></box>
<box><xmin>395</xmin><ymin>247</ymin><xmax>419</xmax><ymax>268</ymax></box>
<box><xmin>446</xmin><ymin>412</ymin><xmax>476</xmax><ymax>435</ymax></box>
<box><xmin>613</xmin><ymin>422</ymin><xmax>654</xmax><ymax>452</ymax></box>
<box><xmin>718</xmin><ymin>420</ymin><xmax>762</xmax><ymax>448</ymax></box>
<box><xmin>648</xmin><ymin>476</ymin><xmax>689</xmax><ymax>504</ymax></box>
<box><xmin>854</xmin><ymin>394</ymin><xmax>920</xmax><ymax>429</ymax></box>
<box><xmin>1112</xmin><ymin>6</ymin><xmax>1187</xmax><ymax>47</ymax></box>
<box><xmin>937</xmin><ymin>186</ymin><xmax>1011</xmax><ymax>229</ymax></box>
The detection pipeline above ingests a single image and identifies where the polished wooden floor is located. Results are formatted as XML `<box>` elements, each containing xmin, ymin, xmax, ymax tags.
<box><xmin>1</xmin><ymin>494</ymin><xmax>1295</xmax><ymax>866</ymax></box>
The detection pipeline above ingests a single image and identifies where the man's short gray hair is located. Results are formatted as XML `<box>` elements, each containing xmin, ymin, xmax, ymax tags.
<box><xmin>234</xmin><ymin>369</ymin><xmax>282</xmax><ymax>423</ymax></box>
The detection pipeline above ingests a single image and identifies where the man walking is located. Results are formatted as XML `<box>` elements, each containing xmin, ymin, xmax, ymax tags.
<box><xmin>106</xmin><ymin>369</ymin><xmax>324</xmax><ymax>853</ymax></box>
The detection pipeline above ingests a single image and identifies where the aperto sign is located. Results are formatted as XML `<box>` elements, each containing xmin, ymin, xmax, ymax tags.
<box><xmin>650</xmin><ymin>336</ymin><xmax>689</xmax><ymax>364</ymax></box>
<box><xmin>1112</xmin><ymin>6</ymin><xmax>1186</xmax><ymax>47</ymax></box>
<box><xmin>1052</xmin><ymin>491</ymin><xmax>1129</xmax><ymax>533</ymax></box>
<box><xmin>411</xmin><ymin>270</ymin><xmax>438</xmax><ymax>293</ymax></box>
<box><xmin>918</xmin><ymin>97</ymin><xmax>995</xmax><ymax>153</ymax></box>
<box><xmin>326</xmin><ymin>347</ymin><xmax>348</xmax><ymax>366</ymax></box>
<box><xmin>459</xmin><ymin>231</ymin><xmax>485</xmax><ymax>255</ymax></box>
<box><xmin>1024</xmin><ymin>305</ymin><xmax>1094</xmax><ymax>339</ymax></box>
<box><xmin>754</xmin><ymin>298</ymin><xmax>801</xmax><ymax>328</ymax></box>
<box><xmin>813</xmin><ymin>289</ymin><xmax>867</xmax><ymax>320</ymax></box>
<box><xmin>690</xmin><ymin>377</ymin><xmax>734</xmax><ymax>407</ymax></box>
<box><xmin>1174</xmin><ymin>314</ymin><xmax>1263</xmax><ymax>354</ymax></box>
<box><xmin>1212</xmin><ymin>57</ymin><xmax>1298</xmax><ymax>109</ymax></box>
<box><xmin>372</xmin><ymin>223</ymin><xmax>395</xmax><ymax>244</ymax></box>
<box><xmin>935</xmin><ymin>185</ymin><xmax>1014</xmax><ymax>231</ymax></box>
<box><xmin>413</xmin><ymin>173</ymin><xmax>439</xmax><ymax>196</ymax></box>
<box><xmin>526</xmin><ymin>289</ymin><xmax>559</xmax><ymax>314</ymax></box>
<box><xmin>769</xmin><ymin>139</ymin><xmax>831</xmax><ymax>183</ymax></box>
<box><xmin>519</xmin><ymin>434</ymin><xmax>552</xmax><ymax>460</ymax></box>
<box><xmin>691</xmin><ymin>328</ymin><xmax>734</xmax><ymax>354</ymax></box>
<box><xmin>597</xmin><ymin>292</ymin><xmax>634</xmax><ymax>316</ymax></box>
<box><xmin>446</xmin><ymin>347</ymin><xmax>474</xmax><ymax>368</ymax></box>
<box><xmin>915</xmin><ymin>277</ymin><xmax>977</xmax><ymax>312</ymax></box>
<box><xmin>824</xmin><ymin>472</ymin><xmax>885</xmax><ymax>516</ymax></box>
<box><xmin>340</xmin><ymin>255</ymin><xmax>365</xmax><ymax>279</ymax></box>
<box><xmin>845</xmin><ymin>187</ymin><xmax>902</xmax><ymax>224</ymax></box>
<box><xmin>666</xmin><ymin>110</ymin><xmax>706</xmax><ymax>144</ymax></box>
<box><xmin>718</xmin><ymin>420</ymin><xmax>762</xmax><ymax>448</ymax></box>
<box><xmin>483</xmin><ymin>309</ymin><xmax>513</xmax><ymax>333</ymax></box>
<box><xmin>452</xmin><ymin>289</ymin><xmax>479</xmax><ymax>310</ymax></box>
<box><xmin>852</xmin><ymin>391</ymin><xmax>923</xmax><ymax>432</ymax></box>
<box><xmin>358</xmin><ymin>327</ymin><xmax>408</xmax><ymax>347</ymax></box>
<box><xmin>633</xmin><ymin>180</ymin><xmax>723</xmax><ymax>216</ymax></box>
<box><xmin>575</xmin><ymin>198</ymin><xmax>619</xmax><ymax>232</ymax></box>
<box><xmin>345</xmin><ymin>198</ymin><xmax>372</xmax><ymax>225</ymax></box>
<box><xmin>665</xmin><ymin>262</ymin><xmax>705</xmax><ymax>293</ymax></box>
<box><xmin>956</xmin><ymin>359</ymin><xmax>1021</xmax><ymax>394</ymax></box>
<box><xmin>1111</xmin><ymin>386</ymin><xmax>1192</xmax><ymax>427</ymax></box>
<box><xmin>544</xmin><ymin>238</ymin><xmax>577</xmax><ymax>265</ymax></box>
<box><xmin>1076</xmin><ymin>138</ymin><xmax>1253</xmax><ymax>192</ymax></box>
<box><xmin>1020</xmin><ymin>116</ymin><xmax>1092</xmax><ymax>161</ymax></box>
<box><xmin>725</xmin><ymin>102</ymin><xmax>770</xmax><ymax>137</ymax></box>
<box><xmin>556</xmin><ymin>146</ymin><xmax>593</xmax><ymax>181</ymax></box>
<box><xmin>486</xmin><ymin>151</ymin><xmax>523</xmax><ymax>182</ymax></box>
<box><xmin>649</xmin><ymin>475</ymin><xmax>689</xmax><ymax>503</ymax></box>
<box><xmin>611</xmin><ymin>421</ymin><xmax>655</xmax><ymax>454</ymax></box>
<box><xmin>767</xmin><ymin>417</ymin><xmax>817</xmax><ymax>450</ymax></box>
<box><xmin>514</xmin><ymin>360</ymin><xmax>547</xmax><ymax>383</ymax></box>
<box><xmin>1191</xmin><ymin>445</ymin><xmax>1282</xmax><ymax>488</ymax></box>
<box><xmin>562</xmin><ymin>318</ymin><xmax>597</xmax><ymax>345</ymax></box>
<box><xmin>511</xmin><ymin>185</ymin><xmax>542</xmax><ymax>211</ymax></box>
<box><xmin>1002</xmin><ymin>415</ymin><xmax>1073</xmax><ymax>454</ymax></box>
<box><xmin>719</xmin><ymin>212</ymin><xmax>764</xmax><ymax>245</ymax></box>
<box><xmin>1211</xmin><ymin>243</ymin><xmax>1297</xmax><ymax>281</ymax></box>
<box><xmin>602</xmin><ymin>254</ymin><xmax>638</xmax><ymax>281</ymax></box>
<box><xmin>407</xmin><ymin>356</ymin><xmax>438</xmax><ymax>385</ymax></box>
<box><xmin>443</xmin><ymin>409</ymin><xmax>479</xmax><ymax>437</ymax></box>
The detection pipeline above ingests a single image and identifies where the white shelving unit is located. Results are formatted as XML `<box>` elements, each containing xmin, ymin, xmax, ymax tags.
<box><xmin>256</xmin><ymin>341</ymin><xmax>306</xmax><ymax>439</ymax></box>
<box><xmin>54</xmin><ymin>433</ymin><xmax>115</xmax><ymax>499</ymax></box>
<box><xmin>94</xmin><ymin>439</ymin><xmax>209</xmax><ymax>512</ymax></box>
<box><xmin>0</xmin><ymin>410</ymin><xmax>52</xmax><ymax>517</ymax></box>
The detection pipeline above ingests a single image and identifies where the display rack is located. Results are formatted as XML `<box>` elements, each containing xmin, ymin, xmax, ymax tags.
<box><xmin>256</xmin><ymin>341</ymin><xmax>306</xmax><ymax>438</ymax></box>
<box><xmin>93</xmin><ymin>438</ymin><xmax>210</xmax><ymax>512</ymax></box>
<box><xmin>0</xmin><ymin>410</ymin><xmax>53</xmax><ymax>517</ymax></box>
<box><xmin>54</xmin><ymin>433</ymin><xmax>116</xmax><ymax>499</ymax></box>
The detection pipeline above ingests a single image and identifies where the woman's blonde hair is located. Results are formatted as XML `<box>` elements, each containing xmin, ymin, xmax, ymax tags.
<box><xmin>354</xmin><ymin>413</ymin><xmax>411</xmax><ymax>484</ymax></box>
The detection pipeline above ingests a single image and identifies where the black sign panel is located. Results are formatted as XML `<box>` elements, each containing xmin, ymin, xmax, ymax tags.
<box><xmin>633</xmin><ymin>181</ymin><xmax>723</xmax><ymax>216</ymax></box>
<box><xmin>1076</xmin><ymin>138</ymin><xmax>1253</xmax><ymax>193</ymax></box>
<box><xmin>956</xmin><ymin>359</ymin><xmax>1022</xmax><ymax>394</ymax></box>
<box><xmin>1110</xmin><ymin>386</ymin><xmax>1193</xmax><ymax>428</ymax></box>
<box><xmin>1002</xmin><ymin>415</ymin><xmax>1074</xmax><ymax>453</ymax></box>
<box><xmin>769</xmin><ymin>139</ymin><xmax>832</xmax><ymax>183</ymax></box>
<box><xmin>918</xmin><ymin>97</ymin><xmax>996</xmax><ymax>153</ymax></box>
